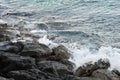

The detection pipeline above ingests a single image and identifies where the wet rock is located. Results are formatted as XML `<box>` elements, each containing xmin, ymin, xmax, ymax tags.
<box><xmin>7</xmin><ymin>69</ymin><xmax>61</xmax><ymax>80</ymax></box>
<box><xmin>20</xmin><ymin>42</ymin><xmax>52</xmax><ymax>59</ymax></box>
<box><xmin>52</xmin><ymin>45</ymin><xmax>71</xmax><ymax>60</ymax></box>
<box><xmin>75</xmin><ymin>59</ymin><xmax>110</xmax><ymax>77</ymax></box>
<box><xmin>59</xmin><ymin>59</ymin><xmax>75</xmax><ymax>71</ymax></box>
<box><xmin>0</xmin><ymin>24</ymin><xmax>10</xmax><ymax>42</ymax></box>
<box><xmin>112</xmin><ymin>69</ymin><xmax>120</xmax><ymax>76</ymax></box>
<box><xmin>92</xmin><ymin>69</ymin><xmax>119</xmax><ymax>80</ymax></box>
<box><xmin>0</xmin><ymin>52</ymin><xmax>36</xmax><ymax>73</ymax></box>
<box><xmin>65</xmin><ymin>75</ymin><xmax>101</xmax><ymax>80</ymax></box>
<box><xmin>37</xmin><ymin>61</ymin><xmax>72</xmax><ymax>77</ymax></box>
<box><xmin>0</xmin><ymin>41</ymin><xmax>24</xmax><ymax>53</ymax></box>
<box><xmin>0</xmin><ymin>34</ymin><xmax>10</xmax><ymax>42</ymax></box>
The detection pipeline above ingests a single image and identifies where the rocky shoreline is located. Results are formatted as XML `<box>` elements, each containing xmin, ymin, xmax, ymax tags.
<box><xmin>0</xmin><ymin>23</ymin><xmax>120</xmax><ymax>80</ymax></box>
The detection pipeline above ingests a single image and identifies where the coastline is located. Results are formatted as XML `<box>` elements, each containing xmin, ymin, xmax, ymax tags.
<box><xmin>0</xmin><ymin>22</ymin><xmax>120</xmax><ymax>80</ymax></box>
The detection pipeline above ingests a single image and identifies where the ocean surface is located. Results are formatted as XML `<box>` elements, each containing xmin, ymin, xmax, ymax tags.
<box><xmin>1</xmin><ymin>0</ymin><xmax>120</xmax><ymax>70</ymax></box>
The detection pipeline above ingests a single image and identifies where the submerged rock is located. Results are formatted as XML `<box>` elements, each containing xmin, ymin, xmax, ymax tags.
<box><xmin>52</xmin><ymin>45</ymin><xmax>71</xmax><ymax>60</ymax></box>
<box><xmin>92</xmin><ymin>69</ymin><xmax>120</xmax><ymax>80</ymax></box>
<box><xmin>0</xmin><ymin>52</ymin><xmax>36</xmax><ymax>73</ymax></box>
<box><xmin>75</xmin><ymin>59</ymin><xmax>110</xmax><ymax>77</ymax></box>
<box><xmin>20</xmin><ymin>42</ymin><xmax>52</xmax><ymax>59</ymax></box>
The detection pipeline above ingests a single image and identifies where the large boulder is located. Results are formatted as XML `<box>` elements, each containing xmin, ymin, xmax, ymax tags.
<box><xmin>75</xmin><ymin>59</ymin><xmax>110</xmax><ymax>77</ymax></box>
<box><xmin>20</xmin><ymin>42</ymin><xmax>52</xmax><ymax>58</ymax></box>
<box><xmin>92</xmin><ymin>69</ymin><xmax>120</xmax><ymax>80</ymax></box>
<box><xmin>52</xmin><ymin>45</ymin><xmax>71</xmax><ymax>60</ymax></box>
<box><xmin>20</xmin><ymin>42</ymin><xmax>52</xmax><ymax>60</ymax></box>
<box><xmin>0</xmin><ymin>52</ymin><xmax>36</xmax><ymax>73</ymax></box>
<box><xmin>36</xmin><ymin>61</ymin><xmax>73</xmax><ymax>77</ymax></box>
<box><xmin>0</xmin><ymin>41</ymin><xmax>24</xmax><ymax>54</ymax></box>
<box><xmin>7</xmin><ymin>69</ymin><xmax>61</xmax><ymax>80</ymax></box>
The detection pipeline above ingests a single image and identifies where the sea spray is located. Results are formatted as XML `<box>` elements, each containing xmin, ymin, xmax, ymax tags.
<box><xmin>38</xmin><ymin>36</ymin><xmax>120</xmax><ymax>71</ymax></box>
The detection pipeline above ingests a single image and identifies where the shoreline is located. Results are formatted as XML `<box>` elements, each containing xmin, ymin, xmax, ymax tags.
<box><xmin>0</xmin><ymin>22</ymin><xmax>120</xmax><ymax>80</ymax></box>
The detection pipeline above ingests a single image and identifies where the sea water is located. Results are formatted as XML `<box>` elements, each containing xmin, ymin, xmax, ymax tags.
<box><xmin>1</xmin><ymin>0</ymin><xmax>120</xmax><ymax>71</ymax></box>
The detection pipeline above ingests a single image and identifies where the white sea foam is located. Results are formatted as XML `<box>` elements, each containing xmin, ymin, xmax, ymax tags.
<box><xmin>38</xmin><ymin>35</ymin><xmax>58</xmax><ymax>49</ymax></box>
<box><xmin>38</xmin><ymin>36</ymin><xmax>120</xmax><ymax>71</ymax></box>
<box><xmin>30</xmin><ymin>30</ymin><xmax>47</xmax><ymax>33</ymax></box>
<box><xmin>68</xmin><ymin>43</ymin><xmax>120</xmax><ymax>71</ymax></box>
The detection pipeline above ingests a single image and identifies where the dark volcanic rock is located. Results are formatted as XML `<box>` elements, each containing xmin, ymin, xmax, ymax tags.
<box><xmin>112</xmin><ymin>69</ymin><xmax>120</xmax><ymax>76</ymax></box>
<box><xmin>59</xmin><ymin>59</ymin><xmax>75</xmax><ymax>71</ymax></box>
<box><xmin>0</xmin><ymin>41</ymin><xmax>24</xmax><ymax>53</ymax></box>
<box><xmin>0</xmin><ymin>52</ymin><xmax>36</xmax><ymax>73</ymax></box>
<box><xmin>92</xmin><ymin>69</ymin><xmax>120</xmax><ymax>80</ymax></box>
<box><xmin>65</xmin><ymin>75</ymin><xmax>101</xmax><ymax>80</ymax></box>
<box><xmin>37</xmin><ymin>61</ymin><xmax>72</xmax><ymax>77</ymax></box>
<box><xmin>0</xmin><ymin>76</ymin><xmax>14</xmax><ymax>80</ymax></box>
<box><xmin>20</xmin><ymin>42</ymin><xmax>52</xmax><ymax>59</ymax></box>
<box><xmin>7</xmin><ymin>69</ymin><xmax>61</xmax><ymax>80</ymax></box>
<box><xmin>52</xmin><ymin>45</ymin><xmax>71</xmax><ymax>60</ymax></box>
<box><xmin>75</xmin><ymin>59</ymin><xmax>110</xmax><ymax>77</ymax></box>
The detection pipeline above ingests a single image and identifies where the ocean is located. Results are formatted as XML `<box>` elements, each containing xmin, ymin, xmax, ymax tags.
<box><xmin>0</xmin><ymin>0</ymin><xmax>120</xmax><ymax>70</ymax></box>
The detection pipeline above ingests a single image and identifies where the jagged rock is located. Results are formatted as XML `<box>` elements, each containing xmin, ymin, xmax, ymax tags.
<box><xmin>36</xmin><ymin>61</ymin><xmax>73</xmax><ymax>77</ymax></box>
<box><xmin>52</xmin><ymin>45</ymin><xmax>71</xmax><ymax>60</ymax></box>
<box><xmin>7</xmin><ymin>69</ymin><xmax>61</xmax><ymax>80</ymax></box>
<box><xmin>20</xmin><ymin>42</ymin><xmax>52</xmax><ymax>59</ymax></box>
<box><xmin>92</xmin><ymin>69</ymin><xmax>120</xmax><ymax>80</ymax></box>
<box><xmin>112</xmin><ymin>69</ymin><xmax>120</xmax><ymax>76</ymax></box>
<box><xmin>65</xmin><ymin>75</ymin><xmax>101</xmax><ymax>80</ymax></box>
<box><xmin>75</xmin><ymin>59</ymin><xmax>110</xmax><ymax>77</ymax></box>
<box><xmin>0</xmin><ymin>41</ymin><xmax>24</xmax><ymax>53</ymax></box>
<box><xmin>0</xmin><ymin>52</ymin><xmax>36</xmax><ymax>73</ymax></box>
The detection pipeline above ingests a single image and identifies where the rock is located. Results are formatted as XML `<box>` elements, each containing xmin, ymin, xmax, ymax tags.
<box><xmin>92</xmin><ymin>69</ymin><xmax>120</xmax><ymax>80</ymax></box>
<box><xmin>7</xmin><ymin>69</ymin><xmax>61</xmax><ymax>80</ymax></box>
<box><xmin>0</xmin><ymin>24</ymin><xmax>10</xmax><ymax>42</ymax></box>
<box><xmin>6</xmin><ymin>12</ymin><xmax>34</xmax><ymax>17</ymax></box>
<box><xmin>0</xmin><ymin>41</ymin><xmax>24</xmax><ymax>53</ymax></box>
<box><xmin>75</xmin><ymin>59</ymin><xmax>110</xmax><ymax>77</ymax></box>
<box><xmin>0</xmin><ymin>76</ymin><xmax>14</xmax><ymax>80</ymax></box>
<box><xmin>37</xmin><ymin>61</ymin><xmax>73</xmax><ymax>77</ymax></box>
<box><xmin>0</xmin><ymin>34</ymin><xmax>10</xmax><ymax>42</ymax></box>
<box><xmin>52</xmin><ymin>45</ymin><xmax>71</xmax><ymax>60</ymax></box>
<box><xmin>112</xmin><ymin>69</ymin><xmax>120</xmax><ymax>76</ymax></box>
<box><xmin>59</xmin><ymin>59</ymin><xmax>75</xmax><ymax>71</ymax></box>
<box><xmin>65</xmin><ymin>75</ymin><xmax>101</xmax><ymax>80</ymax></box>
<box><xmin>20</xmin><ymin>42</ymin><xmax>52</xmax><ymax>59</ymax></box>
<box><xmin>34</xmin><ymin>23</ymin><xmax>48</xmax><ymax>30</ymax></box>
<box><xmin>0</xmin><ymin>52</ymin><xmax>36</xmax><ymax>73</ymax></box>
